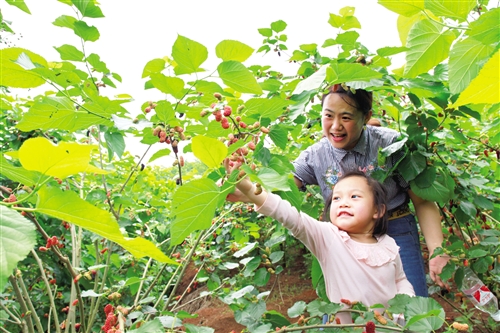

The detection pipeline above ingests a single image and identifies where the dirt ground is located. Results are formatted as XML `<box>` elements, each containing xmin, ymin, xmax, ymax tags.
<box><xmin>177</xmin><ymin>262</ymin><xmax>489</xmax><ymax>333</ymax></box>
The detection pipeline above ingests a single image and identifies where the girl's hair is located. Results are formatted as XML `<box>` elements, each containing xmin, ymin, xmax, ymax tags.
<box><xmin>321</xmin><ymin>84</ymin><xmax>373</xmax><ymax>117</ymax></box>
<box><xmin>322</xmin><ymin>170</ymin><xmax>389</xmax><ymax>236</ymax></box>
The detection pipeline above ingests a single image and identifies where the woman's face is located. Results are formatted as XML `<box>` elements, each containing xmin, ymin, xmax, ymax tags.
<box><xmin>321</xmin><ymin>93</ymin><xmax>371</xmax><ymax>150</ymax></box>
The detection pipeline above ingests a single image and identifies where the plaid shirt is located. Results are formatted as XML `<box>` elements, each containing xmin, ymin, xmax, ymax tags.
<box><xmin>292</xmin><ymin>126</ymin><xmax>409</xmax><ymax>211</ymax></box>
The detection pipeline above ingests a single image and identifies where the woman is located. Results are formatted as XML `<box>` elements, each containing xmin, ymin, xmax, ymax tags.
<box><xmin>292</xmin><ymin>84</ymin><xmax>448</xmax><ymax>296</ymax></box>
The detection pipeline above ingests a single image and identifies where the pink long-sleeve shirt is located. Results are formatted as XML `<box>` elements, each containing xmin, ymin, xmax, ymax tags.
<box><xmin>257</xmin><ymin>193</ymin><xmax>415</xmax><ymax>321</ymax></box>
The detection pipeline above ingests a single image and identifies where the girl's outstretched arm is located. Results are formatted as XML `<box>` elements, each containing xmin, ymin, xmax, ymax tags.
<box><xmin>224</xmin><ymin>159</ymin><xmax>268</xmax><ymax>207</ymax></box>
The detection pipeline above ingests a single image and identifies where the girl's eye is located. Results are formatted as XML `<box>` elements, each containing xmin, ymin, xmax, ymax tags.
<box><xmin>332</xmin><ymin>196</ymin><xmax>340</xmax><ymax>201</ymax></box>
<box><xmin>351</xmin><ymin>194</ymin><xmax>360</xmax><ymax>198</ymax></box>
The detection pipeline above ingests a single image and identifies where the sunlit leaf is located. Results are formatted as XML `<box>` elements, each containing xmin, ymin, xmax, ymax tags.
<box><xmin>170</xmin><ymin>179</ymin><xmax>221</xmax><ymax>245</ymax></box>
<box><xmin>215</xmin><ymin>40</ymin><xmax>254</xmax><ymax>62</ymax></box>
<box><xmin>448</xmin><ymin>38</ymin><xmax>495</xmax><ymax>94</ymax></box>
<box><xmin>258</xmin><ymin>168</ymin><xmax>290</xmax><ymax>192</ymax></box>
<box><xmin>292</xmin><ymin>66</ymin><xmax>327</xmax><ymax>95</ymax></box>
<box><xmin>271</xmin><ymin>20</ymin><xmax>287</xmax><ymax>33</ymax></box>
<box><xmin>466</xmin><ymin>7</ymin><xmax>500</xmax><ymax>45</ymax></box>
<box><xmin>217</xmin><ymin>61</ymin><xmax>263</xmax><ymax>94</ymax></box>
<box><xmin>0</xmin><ymin>155</ymin><xmax>47</xmax><ymax>187</ymax></box>
<box><xmin>244</xmin><ymin>97</ymin><xmax>292</xmax><ymax>120</ymax></box>
<box><xmin>424</xmin><ymin>0</ymin><xmax>476</xmax><ymax>22</ymax></box>
<box><xmin>404</xmin><ymin>19</ymin><xmax>455</xmax><ymax>78</ymax></box>
<box><xmin>5</xmin><ymin>0</ymin><xmax>31</xmax><ymax>14</ymax></box>
<box><xmin>378</xmin><ymin>0</ymin><xmax>424</xmax><ymax>16</ymax></box>
<box><xmin>73</xmin><ymin>20</ymin><xmax>100</xmax><ymax>42</ymax></box>
<box><xmin>104</xmin><ymin>131</ymin><xmax>125</xmax><ymax>161</ymax></box>
<box><xmin>191</xmin><ymin>136</ymin><xmax>227</xmax><ymax>169</ymax></box>
<box><xmin>0</xmin><ymin>47</ymin><xmax>46</xmax><ymax>88</ymax></box>
<box><xmin>150</xmin><ymin>73</ymin><xmax>185</xmax><ymax>99</ymax></box>
<box><xmin>329</xmin><ymin>63</ymin><xmax>384</xmax><ymax>85</ymax></box>
<box><xmin>36</xmin><ymin>186</ymin><xmax>175</xmax><ymax>264</ymax></box>
<box><xmin>52</xmin><ymin>15</ymin><xmax>77</xmax><ymax>29</ymax></box>
<box><xmin>141</xmin><ymin>58</ymin><xmax>165</xmax><ymax>78</ymax></box>
<box><xmin>452</xmin><ymin>50</ymin><xmax>499</xmax><ymax>107</ymax></box>
<box><xmin>396</xmin><ymin>12</ymin><xmax>425</xmax><ymax>46</ymax></box>
<box><xmin>54</xmin><ymin>44</ymin><xmax>85</xmax><ymax>61</ymax></box>
<box><xmin>172</xmin><ymin>35</ymin><xmax>207</xmax><ymax>75</ymax></box>
<box><xmin>0</xmin><ymin>206</ymin><xmax>37</xmax><ymax>292</ymax></box>
<box><xmin>71</xmin><ymin>0</ymin><xmax>104</xmax><ymax>18</ymax></box>
<box><xmin>18</xmin><ymin>137</ymin><xmax>108</xmax><ymax>179</ymax></box>
<box><xmin>148</xmin><ymin>148</ymin><xmax>172</xmax><ymax>163</ymax></box>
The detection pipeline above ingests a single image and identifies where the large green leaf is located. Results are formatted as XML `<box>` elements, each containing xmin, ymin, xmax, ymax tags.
<box><xmin>397</xmin><ymin>12</ymin><xmax>426</xmax><ymax>46</ymax></box>
<box><xmin>466</xmin><ymin>7</ymin><xmax>500</xmax><ymax>45</ymax></box>
<box><xmin>104</xmin><ymin>131</ymin><xmax>125</xmax><ymax>161</ymax></box>
<box><xmin>16</xmin><ymin>95</ymin><xmax>114</xmax><ymax>131</ymax></box>
<box><xmin>71</xmin><ymin>0</ymin><xmax>104</xmax><ymax>18</ymax></box>
<box><xmin>215</xmin><ymin>40</ymin><xmax>254</xmax><ymax>62</ymax></box>
<box><xmin>73</xmin><ymin>20</ymin><xmax>100</xmax><ymax>42</ymax></box>
<box><xmin>378</xmin><ymin>0</ymin><xmax>424</xmax><ymax>17</ymax></box>
<box><xmin>0</xmin><ymin>155</ymin><xmax>47</xmax><ymax>187</ymax></box>
<box><xmin>18</xmin><ymin>137</ymin><xmax>108</xmax><ymax>179</ymax></box>
<box><xmin>448</xmin><ymin>38</ymin><xmax>495</xmax><ymax>94</ymax></box>
<box><xmin>141</xmin><ymin>58</ymin><xmax>166</xmax><ymax>78</ymax></box>
<box><xmin>36</xmin><ymin>186</ymin><xmax>175</xmax><ymax>264</ymax></box>
<box><xmin>0</xmin><ymin>47</ymin><xmax>47</xmax><ymax>88</ymax></box>
<box><xmin>404</xmin><ymin>19</ymin><xmax>455</xmax><ymax>78</ymax></box>
<box><xmin>54</xmin><ymin>44</ymin><xmax>85</xmax><ymax>61</ymax></box>
<box><xmin>52</xmin><ymin>15</ymin><xmax>77</xmax><ymax>29</ymax></box>
<box><xmin>268</xmin><ymin>125</ymin><xmax>288</xmax><ymax>150</ymax></box>
<box><xmin>0</xmin><ymin>206</ymin><xmax>37</xmax><ymax>292</ymax></box>
<box><xmin>217</xmin><ymin>61</ymin><xmax>263</xmax><ymax>94</ymax></box>
<box><xmin>410</xmin><ymin>179</ymin><xmax>450</xmax><ymax>203</ymax></box>
<box><xmin>244</xmin><ymin>97</ymin><xmax>292</xmax><ymax>120</ymax></box>
<box><xmin>191</xmin><ymin>136</ymin><xmax>228</xmax><ymax>169</ymax></box>
<box><xmin>452</xmin><ymin>50</ymin><xmax>499</xmax><ymax>107</ymax></box>
<box><xmin>292</xmin><ymin>66</ymin><xmax>327</xmax><ymax>95</ymax></box>
<box><xmin>170</xmin><ymin>179</ymin><xmax>221</xmax><ymax>245</ymax></box>
<box><xmin>404</xmin><ymin>296</ymin><xmax>445</xmax><ymax>331</ymax></box>
<box><xmin>424</xmin><ymin>0</ymin><xmax>476</xmax><ymax>22</ymax></box>
<box><xmin>258</xmin><ymin>168</ymin><xmax>290</xmax><ymax>192</ymax></box>
<box><xmin>329</xmin><ymin>63</ymin><xmax>383</xmax><ymax>85</ymax></box>
<box><xmin>5</xmin><ymin>0</ymin><xmax>31</xmax><ymax>14</ymax></box>
<box><xmin>398</xmin><ymin>152</ymin><xmax>426</xmax><ymax>182</ymax></box>
<box><xmin>172</xmin><ymin>35</ymin><xmax>207</xmax><ymax>75</ymax></box>
<box><xmin>150</xmin><ymin>73</ymin><xmax>185</xmax><ymax>99</ymax></box>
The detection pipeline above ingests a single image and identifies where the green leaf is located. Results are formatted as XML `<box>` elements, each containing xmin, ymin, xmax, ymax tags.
<box><xmin>473</xmin><ymin>196</ymin><xmax>494</xmax><ymax>210</ymax></box>
<box><xmin>104</xmin><ymin>131</ymin><xmax>125</xmax><ymax>161</ymax></box>
<box><xmin>459</xmin><ymin>201</ymin><xmax>476</xmax><ymax>219</ymax></box>
<box><xmin>287</xmin><ymin>301</ymin><xmax>307</xmax><ymax>318</ymax></box>
<box><xmin>378</xmin><ymin>0</ymin><xmax>424</xmax><ymax>17</ymax></box>
<box><xmin>154</xmin><ymin>100</ymin><xmax>176</xmax><ymax>123</ymax></box>
<box><xmin>0</xmin><ymin>47</ymin><xmax>46</xmax><ymax>88</ymax></box>
<box><xmin>410</xmin><ymin>179</ymin><xmax>450</xmax><ymax>203</ymax></box>
<box><xmin>269</xmin><ymin>251</ymin><xmax>284</xmax><ymax>263</ymax></box>
<box><xmin>36</xmin><ymin>186</ymin><xmax>176</xmax><ymax>264</ymax></box>
<box><xmin>448</xmin><ymin>38</ymin><xmax>495</xmax><ymax>94</ymax></box>
<box><xmin>404</xmin><ymin>19</ymin><xmax>455</xmax><ymax>78</ymax></box>
<box><xmin>53</xmin><ymin>15</ymin><xmax>77</xmax><ymax>29</ymax></box>
<box><xmin>424</xmin><ymin>0</ymin><xmax>476</xmax><ymax>22</ymax></box>
<box><xmin>377</xmin><ymin>46</ymin><xmax>408</xmax><ymax>56</ymax></box>
<box><xmin>404</xmin><ymin>296</ymin><xmax>445</xmax><ymax>331</ymax></box>
<box><xmin>170</xmin><ymin>179</ymin><xmax>221</xmax><ymax>245</ymax></box>
<box><xmin>414</xmin><ymin>166</ymin><xmax>436</xmax><ymax>188</ymax></box>
<box><xmin>217</xmin><ymin>61</ymin><xmax>263</xmax><ymax>94</ymax></box>
<box><xmin>184</xmin><ymin>323</ymin><xmax>215</xmax><ymax>333</ymax></box>
<box><xmin>245</xmin><ymin>97</ymin><xmax>292</xmax><ymax>120</ymax></box>
<box><xmin>71</xmin><ymin>0</ymin><xmax>104</xmax><ymax>18</ymax></box>
<box><xmin>54</xmin><ymin>44</ymin><xmax>84</xmax><ymax>61</ymax></box>
<box><xmin>150</xmin><ymin>73</ymin><xmax>185</xmax><ymax>99</ymax></box>
<box><xmin>268</xmin><ymin>125</ymin><xmax>288</xmax><ymax>150</ymax></box>
<box><xmin>398</xmin><ymin>152</ymin><xmax>426</xmax><ymax>182</ymax></box>
<box><xmin>86</xmin><ymin>53</ymin><xmax>108</xmax><ymax>73</ymax></box>
<box><xmin>5</xmin><ymin>0</ymin><xmax>31</xmax><ymax>14</ymax></box>
<box><xmin>258</xmin><ymin>28</ymin><xmax>273</xmax><ymax>37</ymax></box>
<box><xmin>18</xmin><ymin>137</ymin><xmax>108</xmax><ymax>179</ymax></box>
<box><xmin>128</xmin><ymin>318</ymin><xmax>166</xmax><ymax>333</ymax></box>
<box><xmin>215</xmin><ymin>40</ymin><xmax>254</xmax><ymax>62</ymax></box>
<box><xmin>271</xmin><ymin>20</ymin><xmax>287</xmax><ymax>33</ymax></box>
<box><xmin>73</xmin><ymin>20</ymin><xmax>100</xmax><ymax>42</ymax></box>
<box><xmin>233</xmin><ymin>243</ymin><xmax>257</xmax><ymax>258</ymax></box>
<box><xmin>0</xmin><ymin>206</ymin><xmax>37</xmax><ymax>292</ymax></box>
<box><xmin>17</xmin><ymin>96</ymin><xmax>113</xmax><ymax>131</ymax></box>
<box><xmin>253</xmin><ymin>267</ymin><xmax>270</xmax><ymax>286</ymax></box>
<box><xmin>191</xmin><ymin>135</ymin><xmax>228</xmax><ymax>169</ymax></box>
<box><xmin>452</xmin><ymin>50</ymin><xmax>499</xmax><ymax>107</ymax></box>
<box><xmin>141</xmin><ymin>58</ymin><xmax>165</xmax><ymax>78</ymax></box>
<box><xmin>258</xmin><ymin>168</ymin><xmax>290</xmax><ymax>192</ymax></box>
<box><xmin>466</xmin><ymin>7</ymin><xmax>500</xmax><ymax>45</ymax></box>
<box><xmin>331</xmin><ymin>63</ymin><xmax>384</xmax><ymax>85</ymax></box>
<box><xmin>148</xmin><ymin>148</ymin><xmax>171</xmax><ymax>163</ymax></box>
<box><xmin>172</xmin><ymin>35</ymin><xmax>207</xmax><ymax>75</ymax></box>
<box><xmin>0</xmin><ymin>155</ymin><xmax>47</xmax><ymax>187</ymax></box>
<box><xmin>262</xmin><ymin>310</ymin><xmax>290</xmax><ymax>328</ymax></box>
<box><xmin>292</xmin><ymin>66</ymin><xmax>327</xmax><ymax>95</ymax></box>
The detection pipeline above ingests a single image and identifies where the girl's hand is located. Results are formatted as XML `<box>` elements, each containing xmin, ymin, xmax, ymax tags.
<box><xmin>223</xmin><ymin>158</ymin><xmax>267</xmax><ymax>206</ymax></box>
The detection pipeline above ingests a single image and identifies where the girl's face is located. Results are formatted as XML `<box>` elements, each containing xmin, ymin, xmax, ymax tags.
<box><xmin>321</xmin><ymin>93</ymin><xmax>372</xmax><ymax>150</ymax></box>
<box><xmin>329</xmin><ymin>176</ymin><xmax>380</xmax><ymax>238</ymax></box>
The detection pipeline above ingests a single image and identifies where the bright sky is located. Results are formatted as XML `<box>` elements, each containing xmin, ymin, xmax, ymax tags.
<box><xmin>2</xmin><ymin>0</ymin><xmax>401</xmax><ymax>164</ymax></box>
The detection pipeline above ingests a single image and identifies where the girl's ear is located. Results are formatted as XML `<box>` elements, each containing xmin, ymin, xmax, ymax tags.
<box><xmin>372</xmin><ymin>204</ymin><xmax>386</xmax><ymax>220</ymax></box>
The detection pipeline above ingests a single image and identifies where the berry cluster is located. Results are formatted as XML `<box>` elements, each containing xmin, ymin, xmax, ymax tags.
<box><xmin>143</xmin><ymin>101</ymin><xmax>157</xmax><ymax>114</ymax></box>
<box><xmin>101</xmin><ymin>304</ymin><xmax>120</xmax><ymax>333</ymax></box>
<box><xmin>39</xmin><ymin>235</ymin><xmax>63</xmax><ymax>252</ymax></box>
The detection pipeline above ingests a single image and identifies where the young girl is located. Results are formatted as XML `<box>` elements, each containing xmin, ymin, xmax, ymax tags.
<box><xmin>226</xmin><ymin>163</ymin><xmax>415</xmax><ymax>323</ymax></box>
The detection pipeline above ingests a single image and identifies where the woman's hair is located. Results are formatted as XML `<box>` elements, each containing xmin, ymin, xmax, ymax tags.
<box><xmin>322</xmin><ymin>170</ymin><xmax>388</xmax><ymax>236</ymax></box>
<box><xmin>321</xmin><ymin>84</ymin><xmax>373</xmax><ymax>117</ymax></box>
